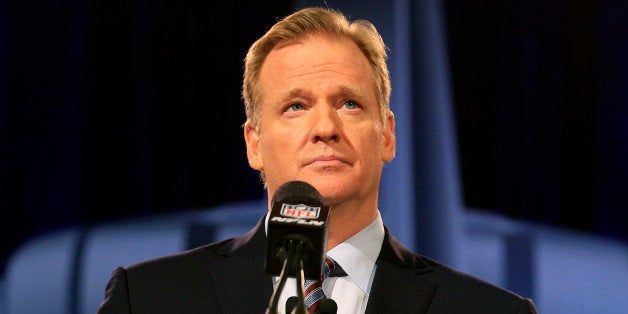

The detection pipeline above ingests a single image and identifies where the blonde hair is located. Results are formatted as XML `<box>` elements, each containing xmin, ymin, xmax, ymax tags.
<box><xmin>242</xmin><ymin>7</ymin><xmax>391</xmax><ymax>130</ymax></box>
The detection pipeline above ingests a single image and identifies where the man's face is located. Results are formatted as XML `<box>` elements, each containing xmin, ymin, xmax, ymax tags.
<box><xmin>245</xmin><ymin>34</ymin><xmax>395</xmax><ymax>207</ymax></box>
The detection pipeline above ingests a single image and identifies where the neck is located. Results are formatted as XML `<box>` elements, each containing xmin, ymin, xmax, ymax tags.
<box><xmin>325</xmin><ymin>200</ymin><xmax>378</xmax><ymax>250</ymax></box>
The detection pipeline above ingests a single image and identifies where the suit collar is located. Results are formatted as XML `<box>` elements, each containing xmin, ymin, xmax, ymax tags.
<box><xmin>207</xmin><ymin>216</ymin><xmax>273</xmax><ymax>313</ymax></box>
<box><xmin>206</xmin><ymin>217</ymin><xmax>438</xmax><ymax>313</ymax></box>
<box><xmin>214</xmin><ymin>214</ymin><xmax>267</xmax><ymax>257</ymax></box>
<box><xmin>366</xmin><ymin>227</ymin><xmax>437</xmax><ymax>313</ymax></box>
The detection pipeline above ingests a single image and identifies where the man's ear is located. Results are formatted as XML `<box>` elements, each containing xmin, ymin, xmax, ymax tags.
<box><xmin>382</xmin><ymin>111</ymin><xmax>396</xmax><ymax>162</ymax></box>
<box><xmin>244</xmin><ymin>122</ymin><xmax>264</xmax><ymax>170</ymax></box>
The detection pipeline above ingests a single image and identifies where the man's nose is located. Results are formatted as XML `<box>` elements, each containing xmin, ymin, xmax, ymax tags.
<box><xmin>311</xmin><ymin>105</ymin><xmax>340</xmax><ymax>143</ymax></box>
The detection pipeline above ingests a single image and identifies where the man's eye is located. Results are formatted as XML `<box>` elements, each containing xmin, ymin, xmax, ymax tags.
<box><xmin>287</xmin><ymin>103</ymin><xmax>304</xmax><ymax>111</ymax></box>
<box><xmin>343</xmin><ymin>101</ymin><xmax>359</xmax><ymax>109</ymax></box>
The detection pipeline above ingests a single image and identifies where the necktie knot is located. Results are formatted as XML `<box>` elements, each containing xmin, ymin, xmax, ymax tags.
<box><xmin>323</xmin><ymin>256</ymin><xmax>347</xmax><ymax>279</ymax></box>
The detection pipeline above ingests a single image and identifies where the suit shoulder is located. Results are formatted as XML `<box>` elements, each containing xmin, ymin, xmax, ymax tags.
<box><xmin>99</xmin><ymin>239</ymin><xmax>237</xmax><ymax>313</ymax></box>
<box><xmin>421</xmin><ymin>256</ymin><xmax>536</xmax><ymax>312</ymax></box>
<box><xmin>123</xmin><ymin>237</ymin><xmax>234</xmax><ymax>275</ymax></box>
<box><xmin>122</xmin><ymin>217</ymin><xmax>265</xmax><ymax>277</ymax></box>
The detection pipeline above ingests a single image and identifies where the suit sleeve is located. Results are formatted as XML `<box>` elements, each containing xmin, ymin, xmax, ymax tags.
<box><xmin>96</xmin><ymin>267</ymin><xmax>132</xmax><ymax>314</ymax></box>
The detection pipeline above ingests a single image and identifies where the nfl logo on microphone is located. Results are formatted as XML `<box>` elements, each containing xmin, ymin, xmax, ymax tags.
<box><xmin>280</xmin><ymin>203</ymin><xmax>320</xmax><ymax>219</ymax></box>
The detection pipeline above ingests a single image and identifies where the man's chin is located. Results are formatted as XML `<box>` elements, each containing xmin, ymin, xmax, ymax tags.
<box><xmin>267</xmin><ymin>175</ymin><xmax>352</xmax><ymax>198</ymax></box>
<box><xmin>315</xmin><ymin>186</ymin><xmax>352</xmax><ymax>205</ymax></box>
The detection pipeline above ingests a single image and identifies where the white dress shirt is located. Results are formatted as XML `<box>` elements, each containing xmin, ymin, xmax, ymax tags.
<box><xmin>266</xmin><ymin>211</ymin><xmax>385</xmax><ymax>313</ymax></box>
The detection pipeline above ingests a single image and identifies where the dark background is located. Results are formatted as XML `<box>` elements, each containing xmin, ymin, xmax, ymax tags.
<box><xmin>445</xmin><ymin>0</ymin><xmax>626</xmax><ymax>238</ymax></box>
<box><xmin>1</xmin><ymin>0</ymin><xmax>626</xmax><ymax>272</ymax></box>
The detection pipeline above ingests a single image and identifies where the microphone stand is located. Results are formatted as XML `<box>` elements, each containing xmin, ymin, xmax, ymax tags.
<box><xmin>293</xmin><ymin>243</ymin><xmax>307</xmax><ymax>314</ymax></box>
<box><xmin>267</xmin><ymin>239</ymin><xmax>308</xmax><ymax>314</ymax></box>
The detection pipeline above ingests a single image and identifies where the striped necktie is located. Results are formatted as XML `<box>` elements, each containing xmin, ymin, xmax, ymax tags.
<box><xmin>303</xmin><ymin>257</ymin><xmax>346</xmax><ymax>313</ymax></box>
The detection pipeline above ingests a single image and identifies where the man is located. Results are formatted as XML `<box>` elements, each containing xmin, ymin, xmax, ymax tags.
<box><xmin>98</xmin><ymin>7</ymin><xmax>537</xmax><ymax>313</ymax></box>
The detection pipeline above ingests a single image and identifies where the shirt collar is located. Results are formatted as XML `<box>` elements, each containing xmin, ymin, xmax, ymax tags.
<box><xmin>326</xmin><ymin>211</ymin><xmax>384</xmax><ymax>294</ymax></box>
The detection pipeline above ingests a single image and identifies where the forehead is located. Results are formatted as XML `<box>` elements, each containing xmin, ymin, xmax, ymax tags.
<box><xmin>258</xmin><ymin>34</ymin><xmax>375</xmax><ymax>98</ymax></box>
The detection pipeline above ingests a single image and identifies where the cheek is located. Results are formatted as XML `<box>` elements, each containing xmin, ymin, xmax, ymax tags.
<box><xmin>259</xmin><ymin>131</ymin><xmax>292</xmax><ymax>162</ymax></box>
<box><xmin>358</xmin><ymin>126</ymin><xmax>384</xmax><ymax>153</ymax></box>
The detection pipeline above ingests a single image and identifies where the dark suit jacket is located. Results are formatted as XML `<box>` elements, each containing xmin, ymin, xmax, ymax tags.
<box><xmin>97</xmin><ymin>216</ymin><xmax>536</xmax><ymax>313</ymax></box>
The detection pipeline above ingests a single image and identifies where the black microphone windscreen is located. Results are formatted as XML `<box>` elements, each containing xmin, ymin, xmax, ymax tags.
<box><xmin>266</xmin><ymin>180</ymin><xmax>330</xmax><ymax>279</ymax></box>
<box><xmin>271</xmin><ymin>180</ymin><xmax>324</xmax><ymax>206</ymax></box>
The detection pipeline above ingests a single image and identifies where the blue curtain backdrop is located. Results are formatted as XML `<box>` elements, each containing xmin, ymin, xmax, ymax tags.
<box><xmin>1</xmin><ymin>0</ymin><xmax>626</xmax><ymax>272</ymax></box>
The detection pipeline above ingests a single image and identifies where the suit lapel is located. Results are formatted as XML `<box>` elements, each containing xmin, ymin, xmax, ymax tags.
<box><xmin>206</xmin><ymin>216</ymin><xmax>274</xmax><ymax>313</ymax></box>
<box><xmin>204</xmin><ymin>218</ymin><xmax>439</xmax><ymax>313</ymax></box>
<box><xmin>366</xmin><ymin>228</ymin><xmax>437</xmax><ymax>313</ymax></box>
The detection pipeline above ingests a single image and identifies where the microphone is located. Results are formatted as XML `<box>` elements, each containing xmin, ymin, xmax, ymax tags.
<box><xmin>265</xmin><ymin>180</ymin><xmax>330</xmax><ymax>279</ymax></box>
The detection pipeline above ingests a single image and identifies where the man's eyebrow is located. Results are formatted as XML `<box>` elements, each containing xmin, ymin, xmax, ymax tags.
<box><xmin>276</xmin><ymin>85</ymin><xmax>369</xmax><ymax>104</ymax></box>
<box><xmin>286</xmin><ymin>88</ymin><xmax>305</xmax><ymax>98</ymax></box>
<box><xmin>278</xmin><ymin>88</ymin><xmax>308</xmax><ymax>103</ymax></box>
<box><xmin>337</xmin><ymin>85</ymin><xmax>368</xmax><ymax>100</ymax></box>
